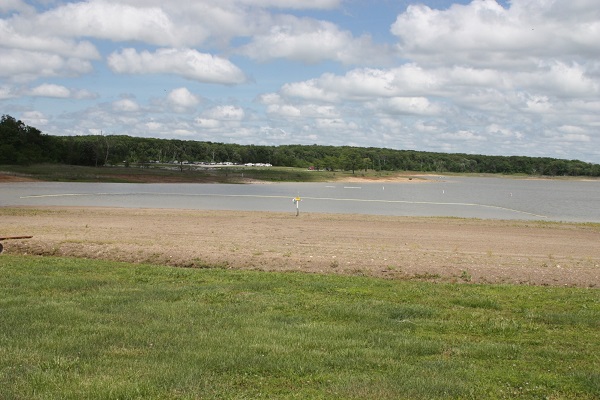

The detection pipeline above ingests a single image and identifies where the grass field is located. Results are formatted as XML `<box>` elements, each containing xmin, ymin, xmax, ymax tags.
<box><xmin>1</xmin><ymin>163</ymin><xmax>383</xmax><ymax>183</ymax></box>
<box><xmin>1</xmin><ymin>255</ymin><xmax>599</xmax><ymax>399</ymax></box>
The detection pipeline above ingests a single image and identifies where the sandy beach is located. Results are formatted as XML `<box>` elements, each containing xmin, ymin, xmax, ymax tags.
<box><xmin>2</xmin><ymin>205</ymin><xmax>599</xmax><ymax>287</ymax></box>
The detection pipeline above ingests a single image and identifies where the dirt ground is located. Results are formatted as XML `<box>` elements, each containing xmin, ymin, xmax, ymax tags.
<box><xmin>2</xmin><ymin>205</ymin><xmax>599</xmax><ymax>287</ymax></box>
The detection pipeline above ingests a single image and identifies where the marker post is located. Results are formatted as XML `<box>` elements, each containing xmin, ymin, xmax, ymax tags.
<box><xmin>293</xmin><ymin>196</ymin><xmax>301</xmax><ymax>216</ymax></box>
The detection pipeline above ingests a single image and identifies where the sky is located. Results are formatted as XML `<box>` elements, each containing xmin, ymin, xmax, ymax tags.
<box><xmin>1</xmin><ymin>0</ymin><xmax>599</xmax><ymax>164</ymax></box>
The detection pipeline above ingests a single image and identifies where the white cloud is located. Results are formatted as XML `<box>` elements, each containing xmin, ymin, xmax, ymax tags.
<box><xmin>526</xmin><ymin>61</ymin><xmax>599</xmax><ymax>97</ymax></box>
<box><xmin>316</xmin><ymin>66</ymin><xmax>439</xmax><ymax>100</ymax></box>
<box><xmin>266</xmin><ymin>103</ymin><xmax>339</xmax><ymax>119</ymax></box>
<box><xmin>438</xmin><ymin>130</ymin><xmax>486</xmax><ymax>142</ymax></box>
<box><xmin>256</xmin><ymin>93</ymin><xmax>282</xmax><ymax>105</ymax></box>
<box><xmin>367</xmin><ymin>97</ymin><xmax>443</xmax><ymax>116</ymax></box>
<box><xmin>238</xmin><ymin>17</ymin><xmax>391</xmax><ymax>65</ymax></box>
<box><xmin>562</xmin><ymin>133</ymin><xmax>591</xmax><ymax>143</ymax></box>
<box><xmin>112</xmin><ymin>98</ymin><xmax>140</xmax><ymax>112</ymax></box>
<box><xmin>29</xmin><ymin>83</ymin><xmax>71</xmax><ymax>98</ymax></box>
<box><xmin>280</xmin><ymin>80</ymin><xmax>339</xmax><ymax>102</ymax></box>
<box><xmin>315</xmin><ymin>118</ymin><xmax>358</xmax><ymax>131</ymax></box>
<box><xmin>236</xmin><ymin>0</ymin><xmax>340</xmax><ymax>9</ymax></box>
<box><xmin>194</xmin><ymin>105</ymin><xmax>246</xmax><ymax>130</ymax></box>
<box><xmin>486</xmin><ymin>124</ymin><xmax>522</xmax><ymax>139</ymax></box>
<box><xmin>32</xmin><ymin>0</ymin><xmax>185</xmax><ymax>47</ymax></box>
<box><xmin>167</xmin><ymin>88</ymin><xmax>200</xmax><ymax>112</ymax></box>
<box><xmin>145</xmin><ymin>121</ymin><xmax>163</xmax><ymax>131</ymax></box>
<box><xmin>0</xmin><ymin>20</ymin><xmax>100</xmax><ymax>59</ymax></box>
<box><xmin>269</xmin><ymin>65</ymin><xmax>442</xmax><ymax>106</ymax></box>
<box><xmin>391</xmin><ymin>0</ymin><xmax>600</xmax><ymax>68</ymax></box>
<box><xmin>203</xmin><ymin>105</ymin><xmax>245</xmax><ymax>121</ymax></box>
<box><xmin>195</xmin><ymin>118</ymin><xmax>221</xmax><ymax>129</ymax></box>
<box><xmin>523</xmin><ymin>94</ymin><xmax>552</xmax><ymax>114</ymax></box>
<box><xmin>557</xmin><ymin>125</ymin><xmax>589</xmax><ymax>138</ymax></box>
<box><xmin>0</xmin><ymin>0</ymin><xmax>34</xmax><ymax>15</ymax></box>
<box><xmin>107</xmin><ymin>48</ymin><xmax>246</xmax><ymax>85</ymax></box>
<box><xmin>0</xmin><ymin>85</ymin><xmax>17</xmax><ymax>99</ymax></box>
<box><xmin>11</xmin><ymin>0</ymin><xmax>342</xmax><ymax>52</ymax></box>
<box><xmin>266</xmin><ymin>104</ymin><xmax>301</xmax><ymax>118</ymax></box>
<box><xmin>20</xmin><ymin>111</ymin><xmax>49</xmax><ymax>127</ymax></box>
<box><xmin>414</xmin><ymin>120</ymin><xmax>439</xmax><ymax>133</ymax></box>
<box><xmin>26</xmin><ymin>83</ymin><xmax>97</xmax><ymax>100</ymax></box>
<box><xmin>0</xmin><ymin>49</ymin><xmax>94</xmax><ymax>81</ymax></box>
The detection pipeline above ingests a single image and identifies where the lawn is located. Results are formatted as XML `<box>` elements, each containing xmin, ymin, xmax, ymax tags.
<box><xmin>1</xmin><ymin>255</ymin><xmax>599</xmax><ymax>399</ymax></box>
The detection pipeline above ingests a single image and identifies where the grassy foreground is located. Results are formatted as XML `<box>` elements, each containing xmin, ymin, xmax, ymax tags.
<box><xmin>1</xmin><ymin>255</ymin><xmax>599</xmax><ymax>399</ymax></box>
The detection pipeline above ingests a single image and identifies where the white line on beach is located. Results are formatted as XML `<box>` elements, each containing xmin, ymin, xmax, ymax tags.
<box><xmin>297</xmin><ymin>196</ymin><xmax>548</xmax><ymax>218</ymax></box>
<box><xmin>21</xmin><ymin>193</ymin><xmax>92</xmax><ymax>198</ymax></box>
<box><xmin>21</xmin><ymin>191</ymin><xmax>547</xmax><ymax>218</ymax></box>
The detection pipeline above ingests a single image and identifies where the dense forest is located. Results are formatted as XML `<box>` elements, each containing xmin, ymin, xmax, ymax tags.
<box><xmin>2</xmin><ymin>114</ymin><xmax>599</xmax><ymax>176</ymax></box>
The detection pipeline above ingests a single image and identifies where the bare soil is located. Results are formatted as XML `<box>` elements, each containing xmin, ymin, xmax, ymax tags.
<box><xmin>0</xmin><ymin>174</ymin><xmax>39</xmax><ymax>183</ymax></box>
<box><xmin>2</xmin><ymin>206</ymin><xmax>599</xmax><ymax>287</ymax></box>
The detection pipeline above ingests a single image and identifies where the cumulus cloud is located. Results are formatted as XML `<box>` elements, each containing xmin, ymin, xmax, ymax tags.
<box><xmin>195</xmin><ymin>105</ymin><xmax>246</xmax><ymax>130</ymax></box>
<box><xmin>145</xmin><ymin>121</ymin><xmax>163</xmax><ymax>132</ymax></box>
<box><xmin>439</xmin><ymin>130</ymin><xmax>486</xmax><ymax>142</ymax></box>
<box><xmin>238</xmin><ymin>17</ymin><xmax>391</xmax><ymax>65</ymax></box>
<box><xmin>30</xmin><ymin>0</ymin><xmax>187</xmax><ymax>47</ymax></box>
<box><xmin>29</xmin><ymin>83</ymin><xmax>71</xmax><ymax>98</ymax></box>
<box><xmin>0</xmin><ymin>49</ymin><xmax>94</xmax><ymax>81</ymax></box>
<box><xmin>23</xmin><ymin>83</ymin><xmax>97</xmax><ymax>100</ymax></box>
<box><xmin>107</xmin><ymin>48</ymin><xmax>246</xmax><ymax>85</ymax></box>
<box><xmin>257</xmin><ymin>2</ymin><xmax>599</xmax><ymax>159</ymax></box>
<box><xmin>0</xmin><ymin>0</ymin><xmax>34</xmax><ymax>15</ymax></box>
<box><xmin>280</xmin><ymin>80</ymin><xmax>340</xmax><ymax>102</ymax></box>
<box><xmin>0</xmin><ymin>85</ymin><xmax>17</xmax><ymax>99</ymax></box>
<box><xmin>367</xmin><ymin>97</ymin><xmax>443</xmax><ymax>116</ymax></box>
<box><xmin>112</xmin><ymin>98</ymin><xmax>141</xmax><ymax>112</ymax></box>
<box><xmin>272</xmin><ymin>65</ymin><xmax>442</xmax><ymax>103</ymax></box>
<box><xmin>315</xmin><ymin>118</ymin><xmax>358</xmax><ymax>131</ymax></box>
<box><xmin>266</xmin><ymin>103</ymin><xmax>339</xmax><ymax>119</ymax></box>
<box><xmin>105</xmin><ymin>0</ymin><xmax>342</xmax><ymax>45</ymax></box>
<box><xmin>236</xmin><ymin>0</ymin><xmax>341</xmax><ymax>9</ymax></box>
<box><xmin>20</xmin><ymin>111</ymin><xmax>49</xmax><ymax>127</ymax></box>
<box><xmin>0</xmin><ymin>20</ymin><xmax>100</xmax><ymax>59</ymax></box>
<box><xmin>203</xmin><ymin>105</ymin><xmax>245</xmax><ymax>121</ymax></box>
<box><xmin>391</xmin><ymin>0</ymin><xmax>600</xmax><ymax>68</ymax></box>
<box><xmin>167</xmin><ymin>88</ymin><xmax>200</xmax><ymax>112</ymax></box>
<box><xmin>2</xmin><ymin>14</ymin><xmax>98</xmax><ymax>83</ymax></box>
<box><xmin>11</xmin><ymin>0</ymin><xmax>342</xmax><ymax>51</ymax></box>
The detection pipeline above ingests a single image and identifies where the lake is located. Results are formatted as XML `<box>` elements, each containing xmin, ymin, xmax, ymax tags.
<box><xmin>1</xmin><ymin>176</ymin><xmax>599</xmax><ymax>222</ymax></box>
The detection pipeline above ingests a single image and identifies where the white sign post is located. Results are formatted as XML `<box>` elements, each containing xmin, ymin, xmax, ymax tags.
<box><xmin>292</xmin><ymin>196</ymin><xmax>301</xmax><ymax>216</ymax></box>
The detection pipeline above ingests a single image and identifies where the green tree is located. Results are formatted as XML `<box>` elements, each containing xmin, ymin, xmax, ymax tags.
<box><xmin>0</xmin><ymin>115</ymin><xmax>57</xmax><ymax>164</ymax></box>
<box><xmin>340</xmin><ymin>148</ymin><xmax>362</xmax><ymax>174</ymax></box>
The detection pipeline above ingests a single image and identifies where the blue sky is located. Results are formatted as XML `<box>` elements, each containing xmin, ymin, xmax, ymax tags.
<box><xmin>1</xmin><ymin>0</ymin><xmax>598</xmax><ymax>163</ymax></box>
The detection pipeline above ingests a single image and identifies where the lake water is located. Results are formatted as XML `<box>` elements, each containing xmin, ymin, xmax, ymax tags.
<box><xmin>2</xmin><ymin>176</ymin><xmax>599</xmax><ymax>222</ymax></box>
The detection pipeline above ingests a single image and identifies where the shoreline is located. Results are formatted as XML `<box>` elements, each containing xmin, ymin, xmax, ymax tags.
<box><xmin>2</xmin><ymin>169</ymin><xmax>599</xmax><ymax>184</ymax></box>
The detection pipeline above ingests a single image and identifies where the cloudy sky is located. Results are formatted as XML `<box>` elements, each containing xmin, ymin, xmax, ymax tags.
<box><xmin>1</xmin><ymin>0</ymin><xmax>599</xmax><ymax>163</ymax></box>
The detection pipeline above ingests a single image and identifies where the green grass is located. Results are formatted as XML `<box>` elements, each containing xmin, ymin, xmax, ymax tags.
<box><xmin>1</xmin><ymin>164</ymin><xmax>222</xmax><ymax>183</ymax></box>
<box><xmin>1</xmin><ymin>163</ymin><xmax>413</xmax><ymax>183</ymax></box>
<box><xmin>1</xmin><ymin>255</ymin><xmax>599</xmax><ymax>399</ymax></box>
<box><xmin>0</xmin><ymin>164</ymin><xmax>347</xmax><ymax>183</ymax></box>
<box><xmin>211</xmin><ymin>166</ymin><xmax>339</xmax><ymax>182</ymax></box>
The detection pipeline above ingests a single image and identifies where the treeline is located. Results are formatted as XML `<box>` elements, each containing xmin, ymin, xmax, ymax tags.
<box><xmin>2</xmin><ymin>114</ymin><xmax>599</xmax><ymax>176</ymax></box>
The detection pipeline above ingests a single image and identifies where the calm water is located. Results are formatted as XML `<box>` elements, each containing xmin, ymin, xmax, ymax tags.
<box><xmin>2</xmin><ymin>176</ymin><xmax>599</xmax><ymax>222</ymax></box>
